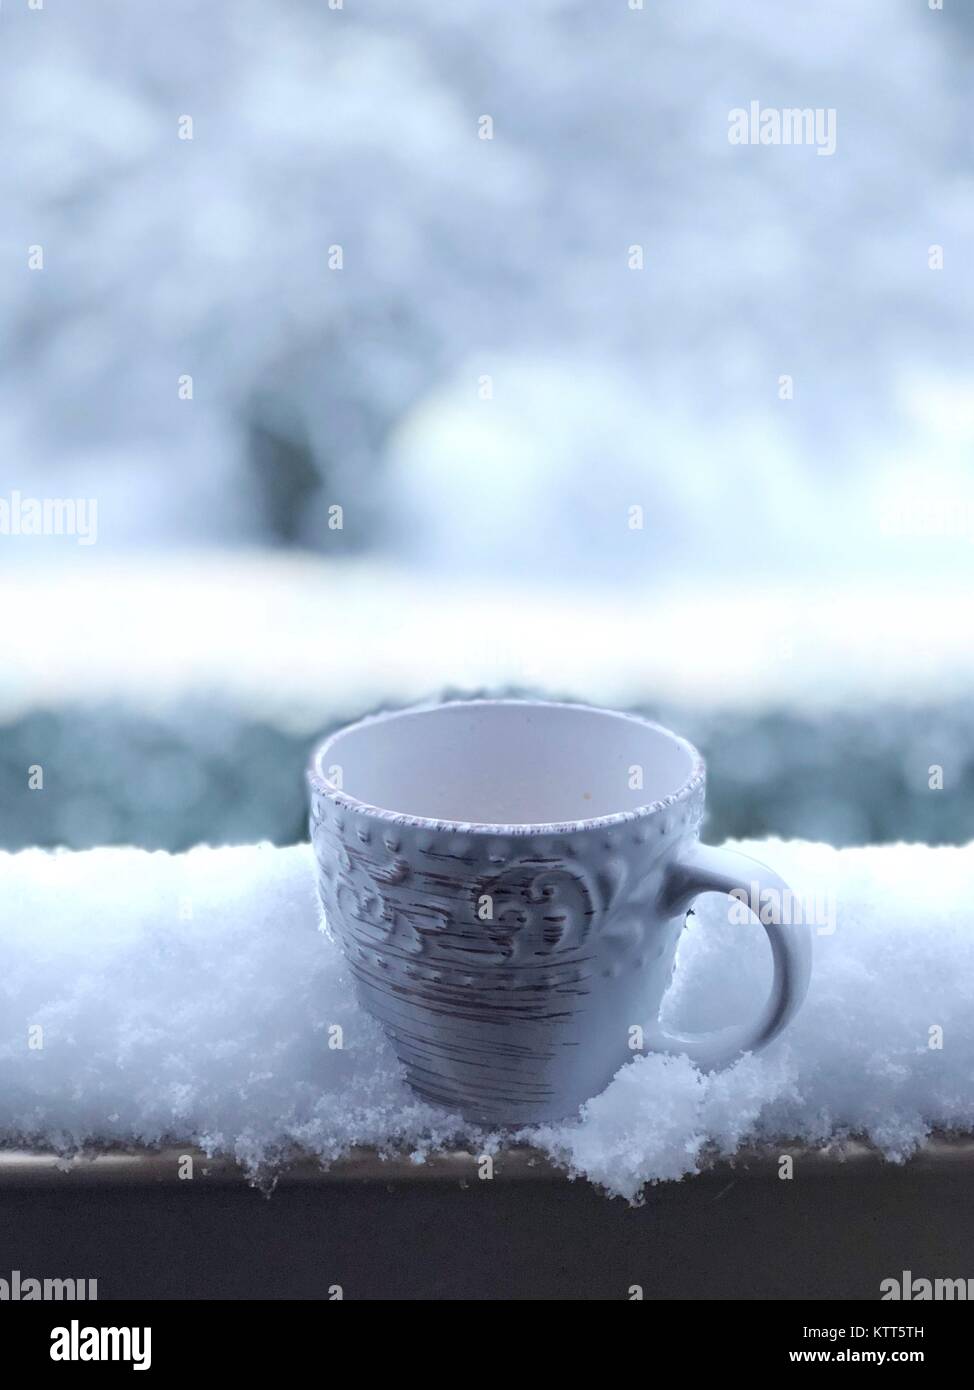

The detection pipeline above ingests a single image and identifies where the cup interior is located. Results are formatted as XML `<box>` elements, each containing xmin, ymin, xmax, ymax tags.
<box><xmin>314</xmin><ymin>701</ymin><xmax>697</xmax><ymax>827</ymax></box>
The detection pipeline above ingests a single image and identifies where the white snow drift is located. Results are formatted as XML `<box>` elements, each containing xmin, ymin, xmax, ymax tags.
<box><xmin>1</xmin><ymin>837</ymin><xmax>971</xmax><ymax>1201</ymax></box>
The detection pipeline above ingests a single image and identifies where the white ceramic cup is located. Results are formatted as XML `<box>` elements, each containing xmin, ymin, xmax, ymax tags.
<box><xmin>308</xmin><ymin>699</ymin><xmax>811</xmax><ymax>1125</ymax></box>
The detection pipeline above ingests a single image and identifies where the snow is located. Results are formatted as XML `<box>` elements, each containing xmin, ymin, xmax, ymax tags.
<box><xmin>2</xmin><ymin>836</ymin><xmax>971</xmax><ymax>1201</ymax></box>
<box><xmin>3</xmin><ymin>554</ymin><xmax>974</xmax><ymax>728</ymax></box>
<box><xmin>1</xmin><ymin>0</ymin><xmax>973</xmax><ymax>581</ymax></box>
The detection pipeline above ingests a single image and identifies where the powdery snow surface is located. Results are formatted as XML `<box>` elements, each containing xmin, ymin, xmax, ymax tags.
<box><xmin>1</xmin><ymin>839</ymin><xmax>971</xmax><ymax>1201</ymax></box>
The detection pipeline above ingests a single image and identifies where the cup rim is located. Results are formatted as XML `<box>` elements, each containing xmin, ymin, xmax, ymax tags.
<box><xmin>307</xmin><ymin>698</ymin><xmax>705</xmax><ymax>837</ymax></box>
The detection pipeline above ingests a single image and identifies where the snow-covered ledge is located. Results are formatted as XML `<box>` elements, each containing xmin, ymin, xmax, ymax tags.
<box><xmin>2</xmin><ymin>839</ymin><xmax>972</xmax><ymax>1202</ymax></box>
<box><xmin>4</xmin><ymin>554</ymin><xmax>974</xmax><ymax>725</ymax></box>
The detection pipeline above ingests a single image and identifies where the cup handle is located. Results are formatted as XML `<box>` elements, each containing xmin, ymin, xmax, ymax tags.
<box><xmin>646</xmin><ymin>843</ymin><xmax>812</xmax><ymax>1071</ymax></box>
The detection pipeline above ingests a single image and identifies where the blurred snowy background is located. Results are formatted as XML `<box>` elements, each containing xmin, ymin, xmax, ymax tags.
<box><xmin>1</xmin><ymin>0</ymin><xmax>972</xmax><ymax>850</ymax></box>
